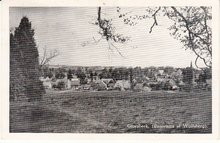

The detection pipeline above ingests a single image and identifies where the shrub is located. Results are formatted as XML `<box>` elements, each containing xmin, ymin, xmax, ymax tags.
<box><xmin>57</xmin><ymin>81</ymin><xmax>66</xmax><ymax>90</ymax></box>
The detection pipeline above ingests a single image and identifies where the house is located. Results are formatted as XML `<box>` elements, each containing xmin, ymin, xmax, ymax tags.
<box><xmin>39</xmin><ymin>76</ymin><xmax>51</xmax><ymax>82</ymax></box>
<box><xmin>206</xmin><ymin>79</ymin><xmax>211</xmax><ymax>85</ymax></box>
<box><xmin>101</xmin><ymin>78</ymin><xmax>115</xmax><ymax>89</ymax></box>
<box><xmin>40</xmin><ymin>76</ymin><xmax>52</xmax><ymax>89</ymax></box>
<box><xmin>161</xmin><ymin>79</ymin><xmax>178</xmax><ymax>90</ymax></box>
<box><xmin>133</xmin><ymin>83</ymin><xmax>143</xmax><ymax>92</ymax></box>
<box><xmin>54</xmin><ymin>77</ymin><xmax>68</xmax><ymax>89</ymax></box>
<box><xmin>142</xmin><ymin>86</ymin><xmax>152</xmax><ymax>92</ymax></box>
<box><xmin>170</xmin><ymin>69</ymin><xmax>183</xmax><ymax>79</ymax></box>
<box><xmin>43</xmin><ymin>81</ymin><xmax>52</xmax><ymax>89</ymax></box>
<box><xmin>92</xmin><ymin>75</ymin><xmax>100</xmax><ymax>81</ymax></box>
<box><xmin>71</xmin><ymin>78</ymin><xmax>80</xmax><ymax>89</ymax></box>
<box><xmin>133</xmin><ymin>76</ymin><xmax>149</xmax><ymax>84</ymax></box>
<box><xmin>157</xmin><ymin>77</ymin><xmax>165</xmax><ymax>82</ymax></box>
<box><xmin>101</xmin><ymin>78</ymin><xmax>114</xmax><ymax>84</ymax></box>
<box><xmin>114</xmin><ymin>80</ymin><xmax>131</xmax><ymax>91</ymax></box>
<box><xmin>205</xmin><ymin>79</ymin><xmax>211</xmax><ymax>91</ymax></box>
<box><xmin>39</xmin><ymin>77</ymin><xmax>44</xmax><ymax>82</ymax></box>
<box><xmin>90</xmin><ymin>80</ymin><xmax>108</xmax><ymax>91</ymax></box>
<box><xmin>147</xmin><ymin>81</ymin><xmax>161</xmax><ymax>90</ymax></box>
<box><xmin>158</xmin><ymin>69</ymin><xmax>164</xmax><ymax>75</ymax></box>
<box><xmin>83</xmin><ymin>84</ymin><xmax>91</xmax><ymax>90</ymax></box>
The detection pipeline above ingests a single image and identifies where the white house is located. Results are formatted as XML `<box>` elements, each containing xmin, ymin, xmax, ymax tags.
<box><xmin>114</xmin><ymin>80</ymin><xmax>131</xmax><ymax>91</ymax></box>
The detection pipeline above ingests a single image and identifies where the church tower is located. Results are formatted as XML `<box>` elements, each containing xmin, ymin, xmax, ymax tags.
<box><xmin>190</xmin><ymin>61</ymin><xmax>195</xmax><ymax>83</ymax></box>
<box><xmin>190</xmin><ymin>61</ymin><xmax>193</xmax><ymax>69</ymax></box>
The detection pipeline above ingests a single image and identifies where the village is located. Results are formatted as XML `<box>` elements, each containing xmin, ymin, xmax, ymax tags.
<box><xmin>40</xmin><ymin>62</ymin><xmax>212</xmax><ymax>92</ymax></box>
<box><xmin>8</xmin><ymin>6</ymin><xmax>213</xmax><ymax>133</ymax></box>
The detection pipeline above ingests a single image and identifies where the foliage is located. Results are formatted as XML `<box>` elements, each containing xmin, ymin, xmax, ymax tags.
<box><xmin>10</xmin><ymin>33</ymin><xmax>26</xmax><ymax>100</ymax></box>
<box><xmin>82</xmin><ymin>7</ymin><xmax>130</xmax><ymax>57</ymax></box>
<box><xmin>96</xmin><ymin>7</ymin><xmax>130</xmax><ymax>44</ymax></box>
<box><xmin>197</xmin><ymin>68</ymin><xmax>212</xmax><ymax>82</ymax></box>
<box><xmin>76</xmin><ymin>67</ymin><xmax>87</xmax><ymax>84</ymax></box>
<box><xmin>166</xmin><ymin>7</ymin><xmax>212</xmax><ymax>68</ymax></box>
<box><xmin>55</xmin><ymin>72</ymin><xmax>66</xmax><ymax>79</ymax></box>
<box><xmin>41</xmin><ymin>66</ymin><xmax>54</xmax><ymax>78</ymax></box>
<box><xmin>57</xmin><ymin>81</ymin><xmax>66</xmax><ymax>90</ymax></box>
<box><xmin>67</xmin><ymin>69</ymin><xmax>73</xmax><ymax>80</ymax></box>
<box><xmin>55</xmin><ymin>68</ymin><xmax>66</xmax><ymax>79</ymax></box>
<box><xmin>10</xmin><ymin>17</ymin><xmax>45</xmax><ymax>101</ymax></box>
<box><xmin>182</xmin><ymin>67</ymin><xmax>193</xmax><ymax>84</ymax></box>
<box><xmin>96</xmin><ymin>7</ymin><xmax>212</xmax><ymax>68</ymax></box>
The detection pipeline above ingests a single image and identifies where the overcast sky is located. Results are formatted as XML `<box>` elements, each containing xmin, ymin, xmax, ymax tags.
<box><xmin>9</xmin><ymin>7</ymin><xmax>202</xmax><ymax>68</ymax></box>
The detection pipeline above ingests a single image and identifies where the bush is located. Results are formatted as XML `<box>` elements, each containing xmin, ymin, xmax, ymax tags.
<box><xmin>52</xmin><ymin>84</ymin><xmax>57</xmax><ymax>89</ymax></box>
<box><xmin>148</xmin><ymin>83</ymin><xmax>162</xmax><ymax>91</ymax></box>
<box><xmin>182</xmin><ymin>84</ymin><xmax>192</xmax><ymax>92</ymax></box>
<box><xmin>57</xmin><ymin>81</ymin><xmax>66</xmax><ymax>90</ymax></box>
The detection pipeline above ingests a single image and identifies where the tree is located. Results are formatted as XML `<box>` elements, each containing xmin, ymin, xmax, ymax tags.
<box><xmin>100</xmin><ymin>67</ymin><xmax>108</xmax><ymax>79</ymax></box>
<box><xmin>128</xmin><ymin>67</ymin><xmax>134</xmax><ymax>90</ymax></box>
<box><xmin>41</xmin><ymin>66</ymin><xmax>53</xmax><ymax>78</ymax></box>
<box><xmin>94</xmin><ymin>7</ymin><xmax>212</xmax><ymax>68</ymax></box>
<box><xmin>10</xmin><ymin>17</ymin><xmax>45</xmax><ymax>101</ymax></box>
<box><xmin>10</xmin><ymin>33</ymin><xmax>26</xmax><ymax>100</ymax></box>
<box><xmin>82</xmin><ymin>7</ymin><xmax>130</xmax><ymax>57</ymax></box>
<box><xmin>118</xmin><ymin>67</ymin><xmax>129</xmax><ymax>80</ymax></box>
<box><xmin>39</xmin><ymin>47</ymin><xmax>59</xmax><ymax>69</ymax></box>
<box><xmin>197</xmin><ymin>67</ymin><xmax>211</xmax><ymax>83</ymax></box>
<box><xmin>112</xmin><ymin>68</ymin><xmax>120</xmax><ymax>80</ymax></box>
<box><xmin>133</xmin><ymin>66</ymin><xmax>142</xmax><ymax>78</ymax></box>
<box><xmin>67</xmin><ymin>69</ymin><xmax>73</xmax><ymax>80</ymax></box>
<box><xmin>182</xmin><ymin>67</ymin><xmax>193</xmax><ymax>84</ymax></box>
<box><xmin>76</xmin><ymin>67</ymin><xmax>86</xmax><ymax>84</ymax></box>
<box><xmin>55</xmin><ymin>68</ymin><xmax>66</xmax><ymax>79</ymax></box>
<box><xmin>108</xmin><ymin>67</ymin><xmax>113</xmax><ymax>78</ymax></box>
<box><xmin>198</xmin><ymin>73</ymin><xmax>206</xmax><ymax>83</ymax></box>
<box><xmin>164</xmin><ymin>66</ymin><xmax>175</xmax><ymax>75</ymax></box>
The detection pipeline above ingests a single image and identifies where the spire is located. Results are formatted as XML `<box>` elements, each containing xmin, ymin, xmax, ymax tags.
<box><xmin>190</xmin><ymin>61</ymin><xmax>193</xmax><ymax>68</ymax></box>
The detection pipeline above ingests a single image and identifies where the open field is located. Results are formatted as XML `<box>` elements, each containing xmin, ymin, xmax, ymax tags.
<box><xmin>10</xmin><ymin>90</ymin><xmax>212</xmax><ymax>133</ymax></box>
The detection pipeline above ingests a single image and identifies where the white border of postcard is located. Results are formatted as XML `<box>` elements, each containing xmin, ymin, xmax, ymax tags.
<box><xmin>1</xmin><ymin>0</ymin><xmax>220</xmax><ymax>140</ymax></box>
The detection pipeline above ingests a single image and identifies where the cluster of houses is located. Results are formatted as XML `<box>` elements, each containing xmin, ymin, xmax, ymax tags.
<box><xmin>40</xmin><ymin>76</ymin><xmax>135</xmax><ymax>91</ymax></box>
<box><xmin>39</xmin><ymin>64</ymin><xmax>212</xmax><ymax>92</ymax></box>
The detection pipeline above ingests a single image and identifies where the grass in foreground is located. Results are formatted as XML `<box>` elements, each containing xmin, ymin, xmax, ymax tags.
<box><xmin>10</xmin><ymin>90</ymin><xmax>212</xmax><ymax>133</ymax></box>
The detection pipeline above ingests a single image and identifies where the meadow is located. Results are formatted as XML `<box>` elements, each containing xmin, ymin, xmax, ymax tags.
<box><xmin>10</xmin><ymin>90</ymin><xmax>212</xmax><ymax>133</ymax></box>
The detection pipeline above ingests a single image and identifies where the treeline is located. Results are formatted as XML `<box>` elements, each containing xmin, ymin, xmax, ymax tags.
<box><xmin>42</xmin><ymin>65</ymin><xmax>211</xmax><ymax>83</ymax></box>
<box><xmin>42</xmin><ymin>66</ymin><xmax>150</xmax><ymax>81</ymax></box>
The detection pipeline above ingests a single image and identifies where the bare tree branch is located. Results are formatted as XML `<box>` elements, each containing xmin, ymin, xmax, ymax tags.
<box><xmin>192</xmin><ymin>47</ymin><xmax>211</xmax><ymax>68</ymax></box>
<box><xmin>149</xmin><ymin>7</ymin><xmax>161</xmax><ymax>33</ymax></box>
<box><xmin>40</xmin><ymin>46</ymin><xmax>47</xmax><ymax>66</ymax></box>
<box><xmin>97</xmin><ymin>7</ymin><xmax>105</xmax><ymax>34</ymax></box>
<box><xmin>39</xmin><ymin>48</ymin><xmax>59</xmax><ymax>69</ymax></box>
<box><xmin>110</xmin><ymin>43</ymin><xmax>125</xmax><ymax>58</ymax></box>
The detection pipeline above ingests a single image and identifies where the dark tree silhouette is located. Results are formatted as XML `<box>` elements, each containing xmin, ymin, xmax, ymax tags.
<box><xmin>182</xmin><ymin>67</ymin><xmax>193</xmax><ymax>85</ymax></box>
<box><xmin>67</xmin><ymin>69</ymin><xmax>73</xmax><ymax>80</ymax></box>
<box><xmin>76</xmin><ymin>67</ymin><xmax>87</xmax><ymax>84</ymax></box>
<box><xmin>10</xmin><ymin>16</ymin><xmax>45</xmax><ymax>101</ymax></box>
<box><xmin>10</xmin><ymin>33</ymin><xmax>26</xmax><ymax>100</ymax></box>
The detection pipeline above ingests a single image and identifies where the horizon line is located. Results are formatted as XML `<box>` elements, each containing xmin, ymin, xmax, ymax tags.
<box><xmin>47</xmin><ymin>64</ymin><xmax>206</xmax><ymax>69</ymax></box>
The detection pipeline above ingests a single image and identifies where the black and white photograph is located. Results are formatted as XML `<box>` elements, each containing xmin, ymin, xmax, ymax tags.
<box><xmin>8</xmin><ymin>5</ymin><xmax>213</xmax><ymax>134</ymax></box>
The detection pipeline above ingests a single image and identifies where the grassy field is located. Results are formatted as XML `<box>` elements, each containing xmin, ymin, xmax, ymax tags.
<box><xmin>10</xmin><ymin>90</ymin><xmax>212</xmax><ymax>133</ymax></box>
